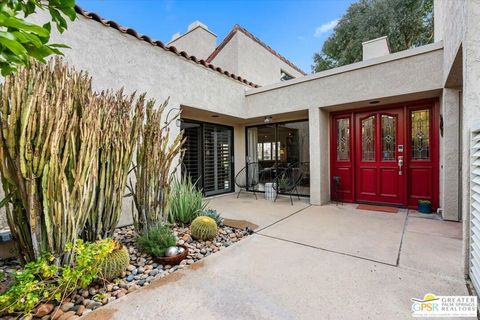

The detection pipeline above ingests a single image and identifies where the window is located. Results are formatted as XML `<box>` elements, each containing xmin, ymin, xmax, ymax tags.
<box><xmin>411</xmin><ymin>109</ymin><xmax>430</xmax><ymax>160</ymax></box>
<box><xmin>280</xmin><ymin>70</ymin><xmax>294</xmax><ymax>81</ymax></box>
<box><xmin>257</xmin><ymin>142</ymin><xmax>280</xmax><ymax>161</ymax></box>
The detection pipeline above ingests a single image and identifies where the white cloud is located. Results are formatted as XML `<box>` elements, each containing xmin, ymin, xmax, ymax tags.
<box><xmin>314</xmin><ymin>19</ymin><xmax>339</xmax><ymax>37</ymax></box>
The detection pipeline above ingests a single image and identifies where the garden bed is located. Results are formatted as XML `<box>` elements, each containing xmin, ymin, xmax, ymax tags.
<box><xmin>1</xmin><ymin>223</ymin><xmax>252</xmax><ymax>319</ymax></box>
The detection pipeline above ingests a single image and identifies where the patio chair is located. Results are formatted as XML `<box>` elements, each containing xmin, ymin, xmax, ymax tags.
<box><xmin>273</xmin><ymin>164</ymin><xmax>304</xmax><ymax>205</ymax></box>
<box><xmin>235</xmin><ymin>162</ymin><xmax>259</xmax><ymax>199</ymax></box>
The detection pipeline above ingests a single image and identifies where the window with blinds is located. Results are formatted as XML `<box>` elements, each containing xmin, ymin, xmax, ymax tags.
<box><xmin>181</xmin><ymin>121</ymin><xmax>233</xmax><ymax>197</ymax></box>
<box><xmin>203</xmin><ymin>124</ymin><xmax>233</xmax><ymax>196</ymax></box>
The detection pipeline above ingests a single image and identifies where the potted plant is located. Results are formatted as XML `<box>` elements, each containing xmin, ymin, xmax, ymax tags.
<box><xmin>418</xmin><ymin>200</ymin><xmax>433</xmax><ymax>214</ymax></box>
<box><xmin>136</xmin><ymin>224</ymin><xmax>188</xmax><ymax>265</ymax></box>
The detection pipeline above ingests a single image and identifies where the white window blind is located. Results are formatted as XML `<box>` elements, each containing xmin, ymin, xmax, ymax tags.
<box><xmin>470</xmin><ymin>128</ymin><xmax>480</xmax><ymax>291</ymax></box>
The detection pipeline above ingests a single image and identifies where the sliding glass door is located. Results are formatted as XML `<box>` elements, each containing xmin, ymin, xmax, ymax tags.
<box><xmin>246</xmin><ymin>120</ymin><xmax>310</xmax><ymax>196</ymax></box>
<box><xmin>182</xmin><ymin>120</ymin><xmax>234</xmax><ymax>196</ymax></box>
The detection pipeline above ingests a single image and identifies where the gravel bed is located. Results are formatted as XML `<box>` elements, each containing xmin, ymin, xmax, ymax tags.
<box><xmin>1</xmin><ymin>224</ymin><xmax>252</xmax><ymax>319</ymax></box>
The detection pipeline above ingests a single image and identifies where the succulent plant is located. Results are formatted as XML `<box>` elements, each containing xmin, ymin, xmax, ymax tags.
<box><xmin>190</xmin><ymin>216</ymin><xmax>218</xmax><ymax>241</ymax></box>
<box><xmin>98</xmin><ymin>240</ymin><xmax>130</xmax><ymax>280</ymax></box>
<box><xmin>201</xmin><ymin>209</ymin><xmax>223</xmax><ymax>226</ymax></box>
<box><xmin>136</xmin><ymin>224</ymin><xmax>177</xmax><ymax>257</ymax></box>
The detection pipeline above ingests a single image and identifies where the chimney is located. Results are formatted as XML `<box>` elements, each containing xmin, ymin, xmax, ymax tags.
<box><xmin>362</xmin><ymin>36</ymin><xmax>390</xmax><ymax>61</ymax></box>
<box><xmin>168</xmin><ymin>21</ymin><xmax>217</xmax><ymax>60</ymax></box>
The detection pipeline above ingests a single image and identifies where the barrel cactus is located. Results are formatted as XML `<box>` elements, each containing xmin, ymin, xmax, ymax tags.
<box><xmin>98</xmin><ymin>241</ymin><xmax>130</xmax><ymax>280</ymax></box>
<box><xmin>201</xmin><ymin>209</ymin><xmax>223</xmax><ymax>226</ymax></box>
<box><xmin>190</xmin><ymin>216</ymin><xmax>218</xmax><ymax>241</ymax></box>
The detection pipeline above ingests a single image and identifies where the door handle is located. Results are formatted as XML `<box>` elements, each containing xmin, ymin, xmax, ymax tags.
<box><xmin>398</xmin><ymin>156</ymin><xmax>404</xmax><ymax>176</ymax></box>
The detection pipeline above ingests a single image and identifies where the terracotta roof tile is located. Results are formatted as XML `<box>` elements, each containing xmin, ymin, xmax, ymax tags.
<box><xmin>73</xmin><ymin>6</ymin><xmax>259</xmax><ymax>88</ymax></box>
<box><xmin>207</xmin><ymin>24</ymin><xmax>306</xmax><ymax>76</ymax></box>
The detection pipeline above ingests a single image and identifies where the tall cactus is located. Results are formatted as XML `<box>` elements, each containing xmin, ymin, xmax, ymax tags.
<box><xmin>0</xmin><ymin>59</ymin><xmax>101</xmax><ymax>263</ymax></box>
<box><xmin>83</xmin><ymin>91</ymin><xmax>144</xmax><ymax>241</ymax></box>
<box><xmin>128</xmin><ymin>99</ymin><xmax>184</xmax><ymax>233</ymax></box>
<box><xmin>0</xmin><ymin>59</ymin><xmax>146</xmax><ymax>263</ymax></box>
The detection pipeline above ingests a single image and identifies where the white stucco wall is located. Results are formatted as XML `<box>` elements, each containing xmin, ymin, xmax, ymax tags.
<box><xmin>434</xmin><ymin>0</ymin><xmax>465</xmax><ymax>85</ymax></box>
<box><xmin>462</xmin><ymin>0</ymin><xmax>480</xmax><ymax>274</ymax></box>
<box><xmin>168</xmin><ymin>26</ymin><xmax>217</xmax><ymax>61</ymax></box>
<box><xmin>210</xmin><ymin>31</ymin><xmax>305</xmax><ymax>86</ymax></box>
<box><xmin>435</xmin><ymin>0</ymin><xmax>480</xmax><ymax>274</ymax></box>
<box><xmin>209</xmin><ymin>34</ymin><xmax>239</xmax><ymax>76</ymax></box>
<box><xmin>245</xmin><ymin>43</ymin><xmax>444</xmax><ymax>117</ymax></box>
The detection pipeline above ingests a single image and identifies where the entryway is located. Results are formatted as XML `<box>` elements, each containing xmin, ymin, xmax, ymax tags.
<box><xmin>330</xmin><ymin>100</ymin><xmax>439</xmax><ymax>209</ymax></box>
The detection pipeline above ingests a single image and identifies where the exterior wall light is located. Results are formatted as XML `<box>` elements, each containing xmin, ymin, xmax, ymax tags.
<box><xmin>165</xmin><ymin>107</ymin><xmax>182</xmax><ymax>127</ymax></box>
<box><xmin>264</xmin><ymin>116</ymin><xmax>273</xmax><ymax>123</ymax></box>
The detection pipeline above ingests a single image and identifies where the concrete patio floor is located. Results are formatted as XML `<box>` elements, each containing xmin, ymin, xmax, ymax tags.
<box><xmin>83</xmin><ymin>194</ymin><xmax>471</xmax><ymax>319</ymax></box>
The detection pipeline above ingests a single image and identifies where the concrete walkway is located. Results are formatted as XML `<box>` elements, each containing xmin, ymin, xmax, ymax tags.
<box><xmin>83</xmin><ymin>194</ymin><xmax>470</xmax><ymax>319</ymax></box>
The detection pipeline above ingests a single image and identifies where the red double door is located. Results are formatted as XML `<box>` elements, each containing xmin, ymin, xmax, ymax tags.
<box><xmin>331</xmin><ymin>101</ymin><xmax>439</xmax><ymax>208</ymax></box>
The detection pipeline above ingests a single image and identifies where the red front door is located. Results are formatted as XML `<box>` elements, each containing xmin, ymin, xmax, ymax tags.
<box><xmin>330</xmin><ymin>100</ymin><xmax>439</xmax><ymax>209</ymax></box>
<box><xmin>355</xmin><ymin>109</ymin><xmax>405</xmax><ymax>205</ymax></box>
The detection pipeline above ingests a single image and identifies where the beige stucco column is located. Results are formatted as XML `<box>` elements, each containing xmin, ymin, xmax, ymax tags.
<box><xmin>440</xmin><ymin>88</ymin><xmax>461</xmax><ymax>221</ymax></box>
<box><xmin>309</xmin><ymin>107</ymin><xmax>330</xmax><ymax>205</ymax></box>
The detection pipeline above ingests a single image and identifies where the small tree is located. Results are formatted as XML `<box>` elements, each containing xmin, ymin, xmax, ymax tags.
<box><xmin>0</xmin><ymin>0</ymin><xmax>76</xmax><ymax>75</ymax></box>
<box><xmin>312</xmin><ymin>0</ymin><xmax>433</xmax><ymax>72</ymax></box>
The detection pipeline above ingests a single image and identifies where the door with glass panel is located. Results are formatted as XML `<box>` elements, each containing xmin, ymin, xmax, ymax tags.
<box><xmin>246</xmin><ymin>121</ymin><xmax>310</xmax><ymax>195</ymax></box>
<box><xmin>355</xmin><ymin>109</ymin><xmax>405</xmax><ymax>205</ymax></box>
<box><xmin>203</xmin><ymin>123</ymin><xmax>233</xmax><ymax>196</ymax></box>
<box><xmin>181</xmin><ymin>120</ymin><xmax>233</xmax><ymax>197</ymax></box>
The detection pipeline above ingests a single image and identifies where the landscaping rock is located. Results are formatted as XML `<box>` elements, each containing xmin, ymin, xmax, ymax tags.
<box><xmin>57</xmin><ymin>311</ymin><xmax>75</xmax><ymax>320</ymax></box>
<box><xmin>50</xmin><ymin>308</ymin><xmax>64</xmax><ymax>320</ymax></box>
<box><xmin>60</xmin><ymin>302</ymin><xmax>74</xmax><ymax>312</ymax></box>
<box><xmin>75</xmin><ymin>305</ymin><xmax>85</xmax><ymax>316</ymax></box>
<box><xmin>34</xmin><ymin>303</ymin><xmax>54</xmax><ymax>318</ymax></box>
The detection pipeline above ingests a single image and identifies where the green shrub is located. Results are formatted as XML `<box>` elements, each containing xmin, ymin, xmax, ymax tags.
<box><xmin>136</xmin><ymin>224</ymin><xmax>177</xmax><ymax>257</ymax></box>
<box><xmin>98</xmin><ymin>241</ymin><xmax>130</xmax><ymax>280</ymax></box>
<box><xmin>190</xmin><ymin>216</ymin><xmax>218</xmax><ymax>241</ymax></box>
<box><xmin>201</xmin><ymin>209</ymin><xmax>223</xmax><ymax>226</ymax></box>
<box><xmin>168</xmin><ymin>177</ymin><xmax>206</xmax><ymax>225</ymax></box>
<box><xmin>0</xmin><ymin>239</ymin><xmax>116</xmax><ymax>316</ymax></box>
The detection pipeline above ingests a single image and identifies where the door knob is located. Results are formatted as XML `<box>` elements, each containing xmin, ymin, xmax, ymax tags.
<box><xmin>398</xmin><ymin>156</ymin><xmax>404</xmax><ymax>176</ymax></box>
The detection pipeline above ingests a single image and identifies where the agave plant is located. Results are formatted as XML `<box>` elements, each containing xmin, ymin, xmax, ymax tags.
<box><xmin>128</xmin><ymin>99</ymin><xmax>184</xmax><ymax>233</ymax></box>
<box><xmin>168</xmin><ymin>177</ymin><xmax>207</xmax><ymax>225</ymax></box>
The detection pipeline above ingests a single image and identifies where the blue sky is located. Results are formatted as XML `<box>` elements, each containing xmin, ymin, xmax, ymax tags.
<box><xmin>76</xmin><ymin>0</ymin><xmax>355</xmax><ymax>73</ymax></box>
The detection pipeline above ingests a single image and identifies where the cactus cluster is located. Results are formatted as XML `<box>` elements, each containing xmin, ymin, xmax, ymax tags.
<box><xmin>0</xmin><ymin>59</ymin><xmax>146</xmax><ymax>264</ymax></box>
<box><xmin>98</xmin><ymin>241</ymin><xmax>130</xmax><ymax>280</ymax></box>
<box><xmin>128</xmin><ymin>99</ymin><xmax>185</xmax><ymax>233</ymax></box>
<box><xmin>190</xmin><ymin>216</ymin><xmax>218</xmax><ymax>241</ymax></box>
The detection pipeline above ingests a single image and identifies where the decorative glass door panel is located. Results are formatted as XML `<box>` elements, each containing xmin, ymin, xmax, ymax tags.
<box><xmin>355</xmin><ymin>109</ymin><xmax>405</xmax><ymax>205</ymax></box>
<box><xmin>407</xmin><ymin>108</ymin><xmax>435</xmax><ymax>207</ymax></box>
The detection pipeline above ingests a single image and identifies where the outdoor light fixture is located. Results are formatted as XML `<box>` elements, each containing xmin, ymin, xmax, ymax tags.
<box><xmin>264</xmin><ymin>116</ymin><xmax>273</xmax><ymax>123</ymax></box>
<box><xmin>165</xmin><ymin>107</ymin><xmax>182</xmax><ymax>127</ymax></box>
